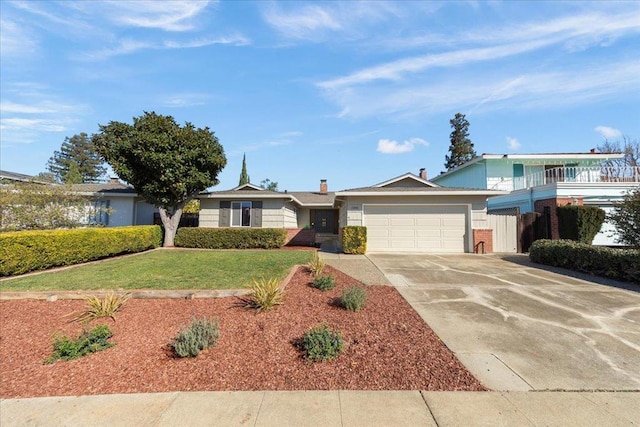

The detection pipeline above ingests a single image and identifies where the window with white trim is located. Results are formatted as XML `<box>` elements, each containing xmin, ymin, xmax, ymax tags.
<box><xmin>231</xmin><ymin>201</ymin><xmax>252</xmax><ymax>227</ymax></box>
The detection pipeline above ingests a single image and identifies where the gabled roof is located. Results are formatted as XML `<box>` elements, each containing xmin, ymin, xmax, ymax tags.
<box><xmin>231</xmin><ymin>183</ymin><xmax>264</xmax><ymax>191</ymax></box>
<box><xmin>373</xmin><ymin>172</ymin><xmax>439</xmax><ymax>188</ymax></box>
<box><xmin>289</xmin><ymin>192</ymin><xmax>335</xmax><ymax>206</ymax></box>
<box><xmin>432</xmin><ymin>152</ymin><xmax>626</xmax><ymax>182</ymax></box>
<box><xmin>335</xmin><ymin>186</ymin><xmax>506</xmax><ymax>196</ymax></box>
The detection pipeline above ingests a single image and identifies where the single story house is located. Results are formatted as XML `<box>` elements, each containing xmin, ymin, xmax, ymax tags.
<box><xmin>70</xmin><ymin>179</ymin><xmax>157</xmax><ymax>227</ymax></box>
<box><xmin>197</xmin><ymin>171</ymin><xmax>505</xmax><ymax>253</ymax></box>
<box><xmin>431</xmin><ymin>152</ymin><xmax>640</xmax><ymax>246</ymax></box>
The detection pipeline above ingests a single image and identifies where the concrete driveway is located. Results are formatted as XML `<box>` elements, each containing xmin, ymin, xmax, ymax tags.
<box><xmin>368</xmin><ymin>253</ymin><xmax>640</xmax><ymax>391</ymax></box>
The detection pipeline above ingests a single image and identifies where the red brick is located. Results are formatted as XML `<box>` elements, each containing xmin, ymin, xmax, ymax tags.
<box><xmin>473</xmin><ymin>229</ymin><xmax>493</xmax><ymax>254</ymax></box>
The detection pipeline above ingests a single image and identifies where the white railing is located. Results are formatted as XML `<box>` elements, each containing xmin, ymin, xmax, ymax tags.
<box><xmin>512</xmin><ymin>166</ymin><xmax>640</xmax><ymax>190</ymax></box>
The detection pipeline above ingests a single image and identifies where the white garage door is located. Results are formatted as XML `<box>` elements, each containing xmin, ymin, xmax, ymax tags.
<box><xmin>364</xmin><ymin>205</ymin><xmax>467</xmax><ymax>253</ymax></box>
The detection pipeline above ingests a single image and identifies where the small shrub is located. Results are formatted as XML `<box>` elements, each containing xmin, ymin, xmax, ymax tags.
<box><xmin>341</xmin><ymin>286</ymin><xmax>368</xmax><ymax>312</ymax></box>
<box><xmin>342</xmin><ymin>226</ymin><xmax>367</xmax><ymax>254</ymax></box>
<box><xmin>45</xmin><ymin>324</ymin><xmax>114</xmax><ymax>363</ymax></box>
<box><xmin>307</xmin><ymin>251</ymin><xmax>325</xmax><ymax>276</ymax></box>
<box><xmin>302</xmin><ymin>325</ymin><xmax>344</xmax><ymax>362</ymax></box>
<box><xmin>172</xmin><ymin>317</ymin><xmax>220</xmax><ymax>358</ymax></box>
<box><xmin>243</xmin><ymin>277</ymin><xmax>284</xmax><ymax>312</ymax></box>
<box><xmin>312</xmin><ymin>274</ymin><xmax>335</xmax><ymax>291</ymax></box>
<box><xmin>70</xmin><ymin>291</ymin><xmax>131</xmax><ymax>323</ymax></box>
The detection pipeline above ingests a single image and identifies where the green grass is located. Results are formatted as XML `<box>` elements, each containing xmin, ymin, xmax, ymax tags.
<box><xmin>0</xmin><ymin>249</ymin><xmax>314</xmax><ymax>292</ymax></box>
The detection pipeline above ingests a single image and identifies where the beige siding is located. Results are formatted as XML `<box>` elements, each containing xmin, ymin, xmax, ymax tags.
<box><xmin>283</xmin><ymin>202</ymin><xmax>298</xmax><ymax>228</ymax></box>
<box><xmin>297</xmin><ymin>207</ymin><xmax>311</xmax><ymax>228</ymax></box>
<box><xmin>261</xmin><ymin>200</ymin><xmax>286</xmax><ymax>227</ymax></box>
<box><xmin>199</xmin><ymin>199</ymin><xmax>220</xmax><ymax>227</ymax></box>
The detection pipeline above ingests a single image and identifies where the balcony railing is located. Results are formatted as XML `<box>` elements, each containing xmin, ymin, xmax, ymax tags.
<box><xmin>509</xmin><ymin>166</ymin><xmax>640</xmax><ymax>190</ymax></box>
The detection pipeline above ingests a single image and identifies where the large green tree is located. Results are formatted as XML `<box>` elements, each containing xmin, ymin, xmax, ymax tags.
<box><xmin>93</xmin><ymin>112</ymin><xmax>227</xmax><ymax>246</ymax></box>
<box><xmin>444</xmin><ymin>113</ymin><xmax>477</xmax><ymax>170</ymax></box>
<box><xmin>47</xmin><ymin>133</ymin><xmax>106</xmax><ymax>183</ymax></box>
<box><xmin>609</xmin><ymin>188</ymin><xmax>640</xmax><ymax>247</ymax></box>
<box><xmin>239</xmin><ymin>153</ymin><xmax>249</xmax><ymax>185</ymax></box>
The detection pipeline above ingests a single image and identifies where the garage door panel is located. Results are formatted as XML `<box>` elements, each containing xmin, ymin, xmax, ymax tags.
<box><xmin>415</xmin><ymin>217</ymin><xmax>442</xmax><ymax>227</ymax></box>
<box><xmin>389</xmin><ymin>218</ymin><xmax>414</xmax><ymax>226</ymax></box>
<box><xmin>364</xmin><ymin>205</ymin><xmax>467</xmax><ymax>253</ymax></box>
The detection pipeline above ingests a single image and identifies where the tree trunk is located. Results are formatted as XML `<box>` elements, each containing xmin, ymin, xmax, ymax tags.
<box><xmin>158</xmin><ymin>207</ymin><xmax>183</xmax><ymax>247</ymax></box>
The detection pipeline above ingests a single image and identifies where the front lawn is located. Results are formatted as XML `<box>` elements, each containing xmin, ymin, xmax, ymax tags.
<box><xmin>0</xmin><ymin>249</ymin><xmax>314</xmax><ymax>292</ymax></box>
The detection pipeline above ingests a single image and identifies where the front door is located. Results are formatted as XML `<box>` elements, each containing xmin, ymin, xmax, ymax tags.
<box><xmin>313</xmin><ymin>210</ymin><xmax>336</xmax><ymax>234</ymax></box>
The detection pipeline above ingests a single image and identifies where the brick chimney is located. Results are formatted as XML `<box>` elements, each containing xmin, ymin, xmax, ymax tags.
<box><xmin>590</xmin><ymin>148</ymin><xmax>596</xmax><ymax>154</ymax></box>
<box><xmin>109</xmin><ymin>177</ymin><xmax>120</xmax><ymax>184</ymax></box>
<box><xmin>419</xmin><ymin>168</ymin><xmax>427</xmax><ymax>180</ymax></box>
<box><xmin>320</xmin><ymin>179</ymin><xmax>328</xmax><ymax>194</ymax></box>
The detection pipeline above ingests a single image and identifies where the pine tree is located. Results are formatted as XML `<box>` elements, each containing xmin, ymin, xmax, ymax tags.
<box><xmin>444</xmin><ymin>113</ymin><xmax>477</xmax><ymax>170</ymax></box>
<box><xmin>238</xmin><ymin>153</ymin><xmax>250</xmax><ymax>185</ymax></box>
<box><xmin>47</xmin><ymin>133</ymin><xmax>106</xmax><ymax>183</ymax></box>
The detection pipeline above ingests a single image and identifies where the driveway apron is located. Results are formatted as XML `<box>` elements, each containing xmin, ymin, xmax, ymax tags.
<box><xmin>368</xmin><ymin>253</ymin><xmax>640</xmax><ymax>391</ymax></box>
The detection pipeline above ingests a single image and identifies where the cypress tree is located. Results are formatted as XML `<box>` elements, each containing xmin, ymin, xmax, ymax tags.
<box><xmin>239</xmin><ymin>153</ymin><xmax>249</xmax><ymax>185</ymax></box>
<box><xmin>444</xmin><ymin>113</ymin><xmax>477</xmax><ymax>170</ymax></box>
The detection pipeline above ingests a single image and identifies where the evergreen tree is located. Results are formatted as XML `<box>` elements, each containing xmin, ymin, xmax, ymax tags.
<box><xmin>444</xmin><ymin>113</ymin><xmax>477</xmax><ymax>170</ymax></box>
<box><xmin>47</xmin><ymin>133</ymin><xmax>106</xmax><ymax>183</ymax></box>
<box><xmin>93</xmin><ymin>112</ymin><xmax>226</xmax><ymax>247</ymax></box>
<box><xmin>239</xmin><ymin>153</ymin><xmax>250</xmax><ymax>185</ymax></box>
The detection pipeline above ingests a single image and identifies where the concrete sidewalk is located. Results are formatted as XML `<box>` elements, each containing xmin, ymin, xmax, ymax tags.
<box><xmin>2</xmin><ymin>390</ymin><xmax>638</xmax><ymax>426</ymax></box>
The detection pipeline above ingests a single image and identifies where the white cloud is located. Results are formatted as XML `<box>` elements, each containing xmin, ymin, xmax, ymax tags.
<box><xmin>377</xmin><ymin>137</ymin><xmax>428</xmax><ymax>154</ymax></box>
<box><xmin>0</xmin><ymin>118</ymin><xmax>67</xmax><ymax>132</ymax></box>
<box><xmin>83</xmin><ymin>33</ymin><xmax>250</xmax><ymax>60</ymax></box>
<box><xmin>0</xmin><ymin>18</ymin><xmax>39</xmax><ymax>57</ymax></box>
<box><xmin>263</xmin><ymin>2</ymin><xmax>400</xmax><ymax>41</ymax></box>
<box><xmin>161</xmin><ymin>93</ymin><xmax>212</xmax><ymax>108</ymax></box>
<box><xmin>263</xmin><ymin>5</ymin><xmax>341</xmax><ymax>39</ymax></box>
<box><xmin>320</xmin><ymin>59</ymin><xmax>640</xmax><ymax>119</ymax></box>
<box><xmin>318</xmin><ymin>8</ymin><xmax>640</xmax><ymax>90</ymax></box>
<box><xmin>506</xmin><ymin>137</ymin><xmax>521</xmax><ymax>151</ymax></box>
<box><xmin>103</xmin><ymin>0</ymin><xmax>213</xmax><ymax>32</ymax></box>
<box><xmin>594</xmin><ymin>126</ymin><xmax>622</xmax><ymax>139</ymax></box>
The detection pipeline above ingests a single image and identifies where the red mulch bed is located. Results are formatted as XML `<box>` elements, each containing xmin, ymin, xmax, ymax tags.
<box><xmin>0</xmin><ymin>266</ymin><xmax>485</xmax><ymax>398</ymax></box>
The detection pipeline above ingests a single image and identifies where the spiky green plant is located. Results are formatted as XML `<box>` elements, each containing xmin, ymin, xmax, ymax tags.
<box><xmin>307</xmin><ymin>251</ymin><xmax>325</xmax><ymax>276</ymax></box>
<box><xmin>243</xmin><ymin>277</ymin><xmax>284</xmax><ymax>312</ymax></box>
<box><xmin>70</xmin><ymin>291</ymin><xmax>131</xmax><ymax>323</ymax></box>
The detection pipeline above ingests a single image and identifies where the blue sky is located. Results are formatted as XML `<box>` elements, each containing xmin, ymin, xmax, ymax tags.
<box><xmin>1</xmin><ymin>1</ymin><xmax>639</xmax><ymax>191</ymax></box>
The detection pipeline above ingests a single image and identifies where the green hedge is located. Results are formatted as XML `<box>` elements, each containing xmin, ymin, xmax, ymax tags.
<box><xmin>0</xmin><ymin>225</ymin><xmax>162</xmax><ymax>276</ymax></box>
<box><xmin>529</xmin><ymin>239</ymin><xmax>640</xmax><ymax>283</ymax></box>
<box><xmin>175</xmin><ymin>228</ymin><xmax>286</xmax><ymax>249</ymax></box>
<box><xmin>342</xmin><ymin>226</ymin><xmax>367</xmax><ymax>254</ymax></box>
<box><xmin>557</xmin><ymin>205</ymin><xmax>606</xmax><ymax>244</ymax></box>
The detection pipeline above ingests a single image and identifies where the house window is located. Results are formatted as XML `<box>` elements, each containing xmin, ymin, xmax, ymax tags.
<box><xmin>232</xmin><ymin>201</ymin><xmax>252</xmax><ymax>227</ymax></box>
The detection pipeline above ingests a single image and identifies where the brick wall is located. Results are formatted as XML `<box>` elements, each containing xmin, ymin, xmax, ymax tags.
<box><xmin>534</xmin><ymin>197</ymin><xmax>583</xmax><ymax>239</ymax></box>
<box><xmin>284</xmin><ymin>228</ymin><xmax>316</xmax><ymax>246</ymax></box>
<box><xmin>473</xmin><ymin>229</ymin><xmax>493</xmax><ymax>254</ymax></box>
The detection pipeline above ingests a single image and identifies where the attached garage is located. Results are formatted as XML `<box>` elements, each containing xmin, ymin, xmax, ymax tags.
<box><xmin>364</xmin><ymin>205</ymin><xmax>468</xmax><ymax>252</ymax></box>
<box><xmin>335</xmin><ymin>171</ymin><xmax>506</xmax><ymax>254</ymax></box>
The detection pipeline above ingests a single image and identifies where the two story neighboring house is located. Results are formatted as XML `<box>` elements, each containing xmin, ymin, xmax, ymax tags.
<box><xmin>431</xmin><ymin>152</ymin><xmax>640</xmax><ymax>246</ymax></box>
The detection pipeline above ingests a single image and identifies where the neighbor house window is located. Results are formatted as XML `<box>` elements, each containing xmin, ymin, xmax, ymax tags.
<box><xmin>231</xmin><ymin>201</ymin><xmax>252</xmax><ymax>227</ymax></box>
